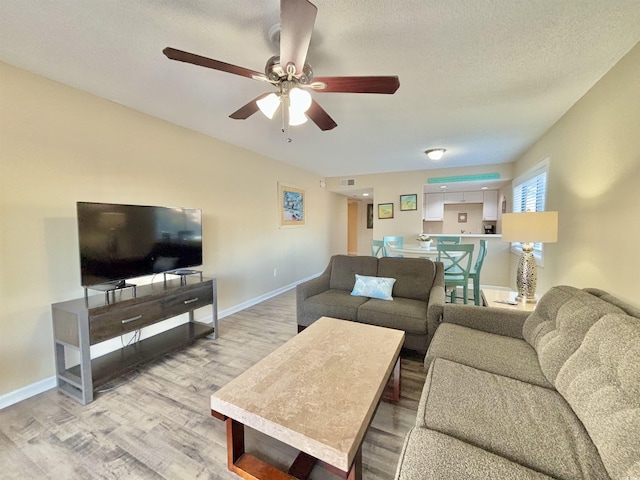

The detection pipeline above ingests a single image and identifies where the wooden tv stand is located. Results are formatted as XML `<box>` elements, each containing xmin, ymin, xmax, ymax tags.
<box><xmin>51</xmin><ymin>276</ymin><xmax>217</xmax><ymax>404</ymax></box>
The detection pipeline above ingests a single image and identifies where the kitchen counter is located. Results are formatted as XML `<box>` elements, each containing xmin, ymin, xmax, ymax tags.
<box><xmin>427</xmin><ymin>233</ymin><xmax>502</xmax><ymax>238</ymax></box>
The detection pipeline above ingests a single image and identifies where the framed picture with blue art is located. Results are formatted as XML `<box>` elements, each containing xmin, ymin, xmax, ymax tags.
<box><xmin>278</xmin><ymin>182</ymin><xmax>306</xmax><ymax>227</ymax></box>
<box><xmin>400</xmin><ymin>193</ymin><xmax>417</xmax><ymax>211</ymax></box>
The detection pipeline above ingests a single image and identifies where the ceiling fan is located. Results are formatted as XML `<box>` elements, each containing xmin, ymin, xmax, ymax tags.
<box><xmin>163</xmin><ymin>0</ymin><xmax>400</xmax><ymax>133</ymax></box>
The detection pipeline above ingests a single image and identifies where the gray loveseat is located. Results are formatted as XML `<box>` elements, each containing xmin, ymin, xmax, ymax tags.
<box><xmin>296</xmin><ymin>255</ymin><xmax>445</xmax><ymax>354</ymax></box>
<box><xmin>395</xmin><ymin>285</ymin><xmax>640</xmax><ymax>479</ymax></box>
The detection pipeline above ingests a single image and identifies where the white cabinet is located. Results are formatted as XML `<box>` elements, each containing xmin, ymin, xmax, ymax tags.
<box><xmin>424</xmin><ymin>193</ymin><xmax>444</xmax><ymax>221</ymax></box>
<box><xmin>444</xmin><ymin>191</ymin><xmax>483</xmax><ymax>204</ymax></box>
<box><xmin>425</xmin><ymin>190</ymin><xmax>499</xmax><ymax>221</ymax></box>
<box><xmin>463</xmin><ymin>191</ymin><xmax>484</xmax><ymax>203</ymax></box>
<box><xmin>482</xmin><ymin>190</ymin><xmax>499</xmax><ymax>220</ymax></box>
<box><xmin>443</xmin><ymin>192</ymin><xmax>463</xmax><ymax>204</ymax></box>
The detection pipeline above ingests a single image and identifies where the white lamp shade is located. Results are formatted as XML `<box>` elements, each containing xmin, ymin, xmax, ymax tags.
<box><xmin>289</xmin><ymin>87</ymin><xmax>312</xmax><ymax>113</ymax></box>
<box><xmin>288</xmin><ymin>107</ymin><xmax>308</xmax><ymax>126</ymax></box>
<box><xmin>256</xmin><ymin>93</ymin><xmax>281</xmax><ymax>119</ymax></box>
<box><xmin>502</xmin><ymin>211</ymin><xmax>558</xmax><ymax>243</ymax></box>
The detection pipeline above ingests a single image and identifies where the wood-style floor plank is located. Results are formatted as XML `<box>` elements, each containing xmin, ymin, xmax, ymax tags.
<box><xmin>0</xmin><ymin>289</ymin><xmax>426</xmax><ymax>479</ymax></box>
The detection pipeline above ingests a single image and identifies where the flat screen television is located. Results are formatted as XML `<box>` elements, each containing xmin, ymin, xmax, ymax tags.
<box><xmin>77</xmin><ymin>201</ymin><xmax>203</xmax><ymax>287</ymax></box>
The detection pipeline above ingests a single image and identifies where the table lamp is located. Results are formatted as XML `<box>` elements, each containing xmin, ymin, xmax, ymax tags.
<box><xmin>502</xmin><ymin>211</ymin><xmax>558</xmax><ymax>303</ymax></box>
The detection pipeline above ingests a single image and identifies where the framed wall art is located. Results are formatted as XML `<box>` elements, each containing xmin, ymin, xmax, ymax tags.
<box><xmin>400</xmin><ymin>194</ymin><xmax>417</xmax><ymax>211</ymax></box>
<box><xmin>278</xmin><ymin>182</ymin><xmax>305</xmax><ymax>227</ymax></box>
<box><xmin>378</xmin><ymin>203</ymin><xmax>394</xmax><ymax>219</ymax></box>
<box><xmin>367</xmin><ymin>203</ymin><xmax>373</xmax><ymax>228</ymax></box>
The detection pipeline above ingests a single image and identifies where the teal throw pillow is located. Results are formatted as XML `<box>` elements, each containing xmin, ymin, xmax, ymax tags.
<box><xmin>351</xmin><ymin>274</ymin><xmax>396</xmax><ymax>301</ymax></box>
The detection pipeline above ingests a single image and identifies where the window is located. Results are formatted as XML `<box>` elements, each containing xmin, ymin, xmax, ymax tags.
<box><xmin>511</xmin><ymin>159</ymin><xmax>549</xmax><ymax>262</ymax></box>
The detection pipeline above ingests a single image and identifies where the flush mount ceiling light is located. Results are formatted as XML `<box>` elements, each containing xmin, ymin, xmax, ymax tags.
<box><xmin>425</xmin><ymin>149</ymin><xmax>446</xmax><ymax>161</ymax></box>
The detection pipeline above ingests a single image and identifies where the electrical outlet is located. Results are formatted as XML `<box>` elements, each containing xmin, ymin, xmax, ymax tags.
<box><xmin>273</xmin><ymin>268</ymin><xmax>278</xmax><ymax>277</ymax></box>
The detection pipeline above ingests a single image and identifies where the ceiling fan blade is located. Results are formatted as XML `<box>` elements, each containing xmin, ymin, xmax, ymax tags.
<box><xmin>163</xmin><ymin>47</ymin><xmax>263</xmax><ymax>80</ymax></box>
<box><xmin>312</xmin><ymin>76</ymin><xmax>400</xmax><ymax>94</ymax></box>
<box><xmin>280</xmin><ymin>0</ymin><xmax>317</xmax><ymax>75</ymax></box>
<box><xmin>306</xmin><ymin>99</ymin><xmax>337</xmax><ymax>131</ymax></box>
<box><xmin>229</xmin><ymin>93</ymin><xmax>271</xmax><ymax>120</ymax></box>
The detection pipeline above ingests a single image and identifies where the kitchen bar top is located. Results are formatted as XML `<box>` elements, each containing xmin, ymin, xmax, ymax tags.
<box><xmin>427</xmin><ymin>233</ymin><xmax>502</xmax><ymax>238</ymax></box>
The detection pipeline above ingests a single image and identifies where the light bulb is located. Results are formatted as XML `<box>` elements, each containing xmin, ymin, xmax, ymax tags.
<box><xmin>288</xmin><ymin>107</ymin><xmax>308</xmax><ymax>126</ymax></box>
<box><xmin>256</xmin><ymin>93</ymin><xmax>281</xmax><ymax>119</ymax></box>
<box><xmin>425</xmin><ymin>148</ymin><xmax>446</xmax><ymax>161</ymax></box>
<box><xmin>289</xmin><ymin>87</ymin><xmax>312</xmax><ymax>113</ymax></box>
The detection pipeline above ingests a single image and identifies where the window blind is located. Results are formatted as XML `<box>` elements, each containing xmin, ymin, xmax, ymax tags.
<box><xmin>512</xmin><ymin>165</ymin><xmax>548</xmax><ymax>252</ymax></box>
<box><xmin>513</xmin><ymin>173</ymin><xmax>547</xmax><ymax>214</ymax></box>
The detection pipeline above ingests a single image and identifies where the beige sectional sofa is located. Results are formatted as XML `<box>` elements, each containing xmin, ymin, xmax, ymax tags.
<box><xmin>396</xmin><ymin>286</ymin><xmax>640</xmax><ymax>479</ymax></box>
<box><xmin>296</xmin><ymin>255</ymin><xmax>445</xmax><ymax>354</ymax></box>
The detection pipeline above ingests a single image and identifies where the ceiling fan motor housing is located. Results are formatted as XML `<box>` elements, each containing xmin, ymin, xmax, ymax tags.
<box><xmin>265</xmin><ymin>55</ymin><xmax>313</xmax><ymax>84</ymax></box>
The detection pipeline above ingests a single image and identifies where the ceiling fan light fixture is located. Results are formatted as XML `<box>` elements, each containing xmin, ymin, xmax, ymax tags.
<box><xmin>425</xmin><ymin>148</ymin><xmax>446</xmax><ymax>161</ymax></box>
<box><xmin>288</xmin><ymin>106</ymin><xmax>308</xmax><ymax>126</ymax></box>
<box><xmin>289</xmin><ymin>87</ymin><xmax>312</xmax><ymax>113</ymax></box>
<box><xmin>257</xmin><ymin>93</ymin><xmax>281</xmax><ymax>119</ymax></box>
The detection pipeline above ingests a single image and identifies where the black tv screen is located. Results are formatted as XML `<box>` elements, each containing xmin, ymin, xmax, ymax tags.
<box><xmin>77</xmin><ymin>202</ymin><xmax>203</xmax><ymax>287</ymax></box>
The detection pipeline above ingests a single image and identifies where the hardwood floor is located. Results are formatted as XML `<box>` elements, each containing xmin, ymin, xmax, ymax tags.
<box><xmin>0</xmin><ymin>289</ymin><xmax>427</xmax><ymax>479</ymax></box>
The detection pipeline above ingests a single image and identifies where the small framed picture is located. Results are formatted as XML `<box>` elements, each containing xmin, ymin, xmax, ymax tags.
<box><xmin>458</xmin><ymin>212</ymin><xmax>468</xmax><ymax>223</ymax></box>
<box><xmin>400</xmin><ymin>194</ymin><xmax>417</xmax><ymax>211</ymax></box>
<box><xmin>367</xmin><ymin>203</ymin><xmax>373</xmax><ymax>228</ymax></box>
<box><xmin>378</xmin><ymin>203</ymin><xmax>394</xmax><ymax>219</ymax></box>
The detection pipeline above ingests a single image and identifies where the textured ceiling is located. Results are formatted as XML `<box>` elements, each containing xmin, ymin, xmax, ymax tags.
<box><xmin>1</xmin><ymin>1</ymin><xmax>639</xmax><ymax>178</ymax></box>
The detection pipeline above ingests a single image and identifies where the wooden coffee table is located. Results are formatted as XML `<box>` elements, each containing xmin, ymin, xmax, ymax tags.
<box><xmin>210</xmin><ymin>316</ymin><xmax>405</xmax><ymax>480</ymax></box>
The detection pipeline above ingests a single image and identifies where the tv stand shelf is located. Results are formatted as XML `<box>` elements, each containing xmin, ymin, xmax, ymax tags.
<box><xmin>52</xmin><ymin>277</ymin><xmax>218</xmax><ymax>405</ymax></box>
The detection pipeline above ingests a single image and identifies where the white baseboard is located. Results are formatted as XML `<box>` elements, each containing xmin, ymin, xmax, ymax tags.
<box><xmin>217</xmin><ymin>274</ymin><xmax>318</xmax><ymax>319</ymax></box>
<box><xmin>0</xmin><ymin>274</ymin><xmax>320</xmax><ymax>410</ymax></box>
<box><xmin>0</xmin><ymin>376</ymin><xmax>57</xmax><ymax>410</ymax></box>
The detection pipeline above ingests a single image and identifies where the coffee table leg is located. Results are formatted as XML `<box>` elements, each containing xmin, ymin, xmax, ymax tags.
<box><xmin>383</xmin><ymin>356</ymin><xmax>401</xmax><ymax>402</ymax></box>
<box><xmin>226</xmin><ymin>417</ymin><xmax>245</xmax><ymax>469</ymax></box>
<box><xmin>347</xmin><ymin>446</ymin><xmax>363</xmax><ymax>480</ymax></box>
<box><xmin>214</xmin><ymin>411</ymin><xmax>359</xmax><ymax>480</ymax></box>
<box><xmin>288</xmin><ymin>451</ymin><xmax>317</xmax><ymax>479</ymax></box>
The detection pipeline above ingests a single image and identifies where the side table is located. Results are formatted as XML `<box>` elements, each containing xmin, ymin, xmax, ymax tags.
<box><xmin>481</xmin><ymin>287</ymin><xmax>538</xmax><ymax>312</ymax></box>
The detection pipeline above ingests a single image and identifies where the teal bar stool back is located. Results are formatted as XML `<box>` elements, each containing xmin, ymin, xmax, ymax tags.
<box><xmin>371</xmin><ymin>239</ymin><xmax>385</xmax><ymax>258</ymax></box>
<box><xmin>436</xmin><ymin>236</ymin><xmax>461</xmax><ymax>261</ymax></box>
<box><xmin>469</xmin><ymin>240</ymin><xmax>488</xmax><ymax>306</ymax></box>
<box><xmin>383</xmin><ymin>236</ymin><xmax>404</xmax><ymax>257</ymax></box>
<box><xmin>438</xmin><ymin>244</ymin><xmax>475</xmax><ymax>304</ymax></box>
<box><xmin>437</xmin><ymin>236</ymin><xmax>461</xmax><ymax>244</ymax></box>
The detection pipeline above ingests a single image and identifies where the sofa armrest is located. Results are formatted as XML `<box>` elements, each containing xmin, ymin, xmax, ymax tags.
<box><xmin>441</xmin><ymin>304</ymin><xmax>530</xmax><ymax>339</ymax></box>
<box><xmin>296</xmin><ymin>265</ymin><xmax>332</xmax><ymax>327</ymax></box>
<box><xmin>296</xmin><ymin>273</ymin><xmax>330</xmax><ymax>303</ymax></box>
<box><xmin>426</xmin><ymin>262</ymin><xmax>446</xmax><ymax>345</ymax></box>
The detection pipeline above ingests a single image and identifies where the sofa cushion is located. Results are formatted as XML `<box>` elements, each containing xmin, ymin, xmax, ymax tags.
<box><xmin>351</xmin><ymin>274</ymin><xmax>396</xmax><ymax>300</ymax></box>
<box><xmin>377</xmin><ymin>257</ymin><xmax>435</xmax><ymax>302</ymax></box>
<box><xmin>425</xmin><ymin>323</ymin><xmax>553</xmax><ymax>389</ymax></box>
<box><xmin>395</xmin><ymin>427</ymin><xmax>555</xmax><ymax>480</ymax></box>
<box><xmin>555</xmin><ymin>313</ymin><xmax>640</xmax><ymax>480</ymax></box>
<box><xmin>328</xmin><ymin>255</ymin><xmax>379</xmax><ymax>292</ymax></box>
<box><xmin>417</xmin><ymin>358</ymin><xmax>608</xmax><ymax>480</ymax></box>
<box><xmin>357</xmin><ymin>297</ymin><xmax>428</xmax><ymax>335</ymax></box>
<box><xmin>303</xmin><ymin>290</ymin><xmax>369</xmax><ymax>322</ymax></box>
<box><xmin>523</xmin><ymin>285</ymin><xmax>625</xmax><ymax>385</ymax></box>
<box><xmin>584</xmin><ymin>288</ymin><xmax>640</xmax><ymax>318</ymax></box>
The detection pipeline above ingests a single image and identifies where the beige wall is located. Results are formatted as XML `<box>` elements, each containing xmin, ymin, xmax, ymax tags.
<box><xmin>511</xmin><ymin>44</ymin><xmax>640</xmax><ymax>306</ymax></box>
<box><xmin>0</xmin><ymin>62</ymin><xmax>347</xmax><ymax>396</ymax></box>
